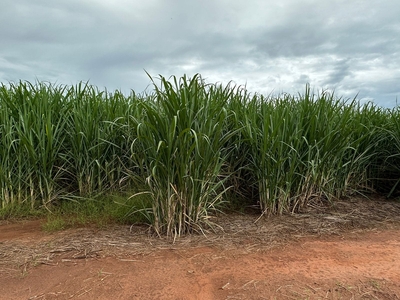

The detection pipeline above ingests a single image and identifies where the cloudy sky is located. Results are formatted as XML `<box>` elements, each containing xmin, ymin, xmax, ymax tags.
<box><xmin>1</xmin><ymin>0</ymin><xmax>399</xmax><ymax>107</ymax></box>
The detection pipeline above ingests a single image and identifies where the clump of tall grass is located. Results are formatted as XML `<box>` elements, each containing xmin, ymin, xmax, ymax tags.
<box><xmin>0</xmin><ymin>81</ymin><xmax>70</xmax><ymax>207</ymax></box>
<box><xmin>228</xmin><ymin>86</ymin><xmax>382</xmax><ymax>214</ymax></box>
<box><xmin>0</xmin><ymin>81</ymin><xmax>139</xmax><ymax>209</ymax></box>
<box><xmin>371</xmin><ymin>106</ymin><xmax>400</xmax><ymax>197</ymax></box>
<box><xmin>61</xmin><ymin>82</ymin><xmax>135</xmax><ymax>196</ymax></box>
<box><xmin>128</xmin><ymin>74</ymin><xmax>234</xmax><ymax>236</ymax></box>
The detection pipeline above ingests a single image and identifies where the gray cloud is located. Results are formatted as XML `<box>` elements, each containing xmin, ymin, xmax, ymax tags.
<box><xmin>1</xmin><ymin>0</ymin><xmax>399</xmax><ymax>107</ymax></box>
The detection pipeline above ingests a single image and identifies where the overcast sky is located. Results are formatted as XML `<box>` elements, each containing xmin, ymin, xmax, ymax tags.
<box><xmin>1</xmin><ymin>0</ymin><xmax>399</xmax><ymax>107</ymax></box>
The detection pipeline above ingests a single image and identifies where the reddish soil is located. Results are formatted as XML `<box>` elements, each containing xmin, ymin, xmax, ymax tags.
<box><xmin>1</xmin><ymin>197</ymin><xmax>400</xmax><ymax>299</ymax></box>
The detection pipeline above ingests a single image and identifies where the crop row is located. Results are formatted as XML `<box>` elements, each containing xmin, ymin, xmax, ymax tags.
<box><xmin>0</xmin><ymin>75</ymin><xmax>399</xmax><ymax>236</ymax></box>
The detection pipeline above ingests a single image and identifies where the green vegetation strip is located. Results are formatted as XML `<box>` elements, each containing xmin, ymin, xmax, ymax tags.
<box><xmin>0</xmin><ymin>75</ymin><xmax>399</xmax><ymax>236</ymax></box>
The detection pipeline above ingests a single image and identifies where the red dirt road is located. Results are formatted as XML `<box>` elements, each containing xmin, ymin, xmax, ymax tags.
<box><xmin>1</xmin><ymin>219</ymin><xmax>400</xmax><ymax>299</ymax></box>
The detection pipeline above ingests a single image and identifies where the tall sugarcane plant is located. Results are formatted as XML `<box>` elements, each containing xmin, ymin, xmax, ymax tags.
<box><xmin>229</xmin><ymin>85</ymin><xmax>381</xmax><ymax>214</ymax></box>
<box><xmin>0</xmin><ymin>81</ymin><xmax>139</xmax><ymax>208</ymax></box>
<box><xmin>128</xmin><ymin>74</ymin><xmax>235</xmax><ymax>236</ymax></box>
<box><xmin>0</xmin><ymin>82</ymin><xmax>70</xmax><ymax>207</ymax></box>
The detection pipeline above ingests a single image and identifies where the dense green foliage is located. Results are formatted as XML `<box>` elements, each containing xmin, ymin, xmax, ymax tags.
<box><xmin>0</xmin><ymin>75</ymin><xmax>399</xmax><ymax>236</ymax></box>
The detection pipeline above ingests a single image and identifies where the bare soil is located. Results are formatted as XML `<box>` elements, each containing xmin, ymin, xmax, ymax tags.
<box><xmin>1</xmin><ymin>196</ymin><xmax>400</xmax><ymax>299</ymax></box>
